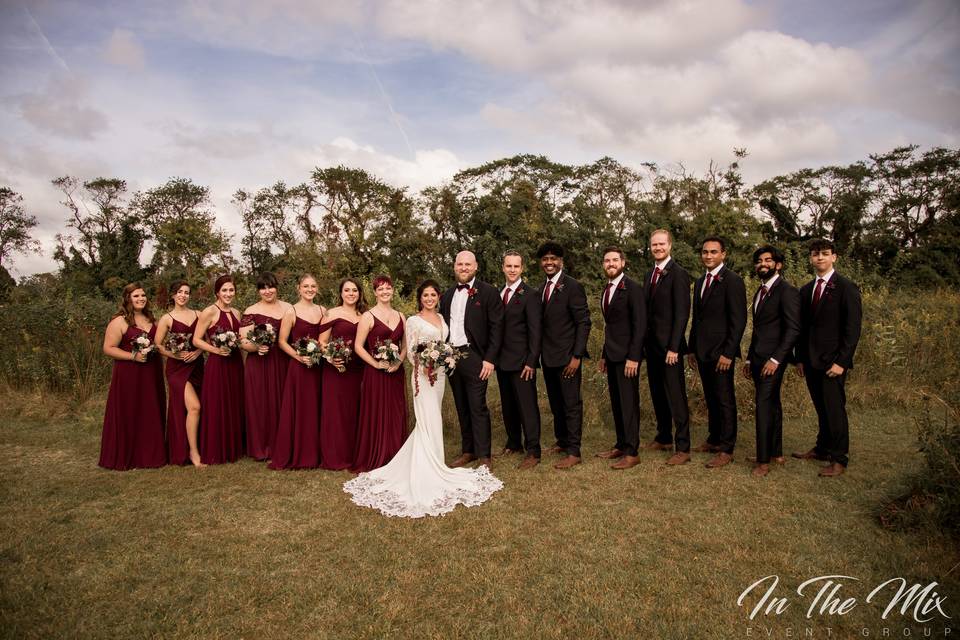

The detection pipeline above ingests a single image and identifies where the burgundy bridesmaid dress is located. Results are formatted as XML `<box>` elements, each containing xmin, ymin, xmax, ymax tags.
<box><xmin>269</xmin><ymin>316</ymin><xmax>323</xmax><ymax>470</ymax></box>
<box><xmin>99</xmin><ymin>324</ymin><xmax>167</xmax><ymax>470</ymax></box>
<box><xmin>199</xmin><ymin>309</ymin><xmax>245</xmax><ymax>464</ymax></box>
<box><xmin>241</xmin><ymin>313</ymin><xmax>286</xmax><ymax>460</ymax></box>
<box><xmin>320</xmin><ymin>318</ymin><xmax>363</xmax><ymax>470</ymax></box>
<box><xmin>165</xmin><ymin>315</ymin><xmax>204</xmax><ymax>465</ymax></box>
<box><xmin>351</xmin><ymin>315</ymin><xmax>408</xmax><ymax>473</ymax></box>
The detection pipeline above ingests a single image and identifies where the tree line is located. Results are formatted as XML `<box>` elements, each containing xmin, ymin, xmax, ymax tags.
<box><xmin>1</xmin><ymin>144</ymin><xmax>957</xmax><ymax>301</ymax></box>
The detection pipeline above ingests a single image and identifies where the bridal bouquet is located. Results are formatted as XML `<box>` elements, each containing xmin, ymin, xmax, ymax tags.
<box><xmin>247</xmin><ymin>322</ymin><xmax>277</xmax><ymax>355</ymax></box>
<box><xmin>294</xmin><ymin>337</ymin><xmax>323</xmax><ymax>367</ymax></box>
<box><xmin>164</xmin><ymin>331</ymin><xmax>193</xmax><ymax>356</ymax></box>
<box><xmin>321</xmin><ymin>337</ymin><xmax>353</xmax><ymax>373</ymax></box>
<box><xmin>211</xmin><ymin>329</ymin><xmax>239</xmax><ymax>353</ymax></box>
<box><xmin>131</xmin><ymin>332</ymin><xmax>154</xmax><ymax>359</ymax></box>
<box><xmin>373</xmin><ymin>338</ymin><xmax>402</xmax><ymax>366</ymax></box>
<box><xmin>413</xmin><ymin>340</ymin><xmax>467</xmax><ymax>395</ymax></box>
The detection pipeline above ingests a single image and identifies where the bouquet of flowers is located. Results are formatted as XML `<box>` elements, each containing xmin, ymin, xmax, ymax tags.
<box><xmin>294</xmin><ymin>337</ymin><xmax>323</xmax><ymax>367</ymax></box>
<box><xmin>248</xmin><ymin>322</ymin><xmax>277</xmax><ymax>355</ymax></box>
<box><xmin>321</xmin><ymin>337</ymin><xmax>353</xmax><ymax>373</ymax></box>
<box><xmin>373</xmin><ymin>338</ymin><xmax>402</xmax><ymax>366</ymax></box>
<box><xmin>211</xmin><ymin>329</ymin><xmax>239</xmax><ymax>353</ymax></box>
<box><xmin>164</xmin><ymin>332</ymin><xmax>193</xmax><ymax>356</ymax></box>
<box><xmin>131</xmin><ymin>331</ymin><xmax>154</xmax><ymax>359</ymax></box>
<box><xmin>413</xmin><ymin>340</ymin><xmax>468</xmax><ymax>395</ymax></box>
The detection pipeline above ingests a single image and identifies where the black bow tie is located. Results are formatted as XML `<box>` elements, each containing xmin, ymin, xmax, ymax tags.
<box><xmin>457</xmin><ymin>284</ymin><xmax>470</xmax><ymax>291</ymax></box>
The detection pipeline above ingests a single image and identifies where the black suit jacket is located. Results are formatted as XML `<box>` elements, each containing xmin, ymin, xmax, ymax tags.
<box><xmin>539</xmin><ymin>272</ymin><xmax>591</xmax><ymax>368</ymax></box>
<box><xmin>796</xmin><ymin>272</ymin><xmax>862</xmax><ymax>370</ymax></box>
<box><xmin>440</xmin><ymin>279</ymin><xmax>504</xmax><ymax>364</ymax></box>
<box><xmin>644</xmin><ymin>259</ymin><xmax>691</xmax><ymax>356</ymax></box>
<box><xmin>497</xmin><ymin>281</ymin><xmax>542</xmax><ymax>371</ymax></box>
<box><xmin>689</xmin><ymin>265</ymin><xmax>748</xmax><ymax>362</ymax></box>
<box><xmin>601</xmin><ymin>275</ymin><xmax>645</xmax><ymax>363</ymax></box>
<box><xmin>747</xmin><ymin>276</ymin><xmax>801</xmax><ymax>365</ymax></box>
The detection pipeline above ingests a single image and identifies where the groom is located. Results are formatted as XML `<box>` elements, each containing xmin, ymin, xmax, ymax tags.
<box><xmin>440</xmin><ymin>250</ymin><xmax>504</xmax><ymax>468</ymax></box>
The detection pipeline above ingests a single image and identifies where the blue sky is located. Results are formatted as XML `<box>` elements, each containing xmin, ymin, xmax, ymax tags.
<box><xmin>1</xmin><ymin>0</ymin><xmax>957</xmax><ymax>275</ymax></box>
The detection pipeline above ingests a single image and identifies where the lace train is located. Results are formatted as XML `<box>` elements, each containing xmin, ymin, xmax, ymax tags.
<box><xmin>343</xmin><ymin>465</ymin><xmax>503</xmax><ymax>518</ymax></box>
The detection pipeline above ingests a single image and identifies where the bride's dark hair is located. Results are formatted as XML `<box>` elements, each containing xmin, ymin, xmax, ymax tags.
<box><xmin>416</xmin><ymin>279</ymin><xmax>442</xmax><ymax>311</ymax></box>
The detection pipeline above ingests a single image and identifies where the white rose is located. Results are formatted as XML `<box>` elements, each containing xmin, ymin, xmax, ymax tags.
<box><xmin>307</xmin><ymin>342</ymin><xmax>317</xmax><ymax>352</ymax></box>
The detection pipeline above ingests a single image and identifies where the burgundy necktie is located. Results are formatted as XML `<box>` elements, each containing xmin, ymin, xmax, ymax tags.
<box><xmin>812</xmin><ymin>278</ymin><xmax>825</xmax><ymax>310</ymax></box>
<box><xmin>543</xmin><ymin>280</ymin><xmax>553</xmax><ymax>304</ymax></box>
<box><xmin>649</xmin><ymin>267</ymin><xmax>661</xmax><ymax>297</ymax></box>
<box><xmin>703</xmin><ymin>273</ymin><xmax>714</xmax><ymax>296</ymax></box>
<box><xmin>756</xmin><ymin>285</ymin><xmax>768</xmax><ymax>312</ymax></box>
<box><xmin>502</xmin><ymin>287</ymin><xmax>511</xmax><ymax>305</ymax></box>
<box><xmin>602</xmin><ymin>282</ymin><xmax>613</xmax><ymax>314</ymax></box>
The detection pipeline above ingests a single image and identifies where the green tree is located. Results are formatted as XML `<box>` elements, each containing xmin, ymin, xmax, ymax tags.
<box><xmin>132</xmin><ymin>177</ymin><xmax>233</xmax><ymax>286</ymax></box>
<box><xmin>0</xmin><ymin>187</ymin><xmax>40</xmax><ymax>268</ymax></box>
<box><xmin>51</xmin><ymin>176</ymin><xmax>146</xmax><ymax>296</ymax></box>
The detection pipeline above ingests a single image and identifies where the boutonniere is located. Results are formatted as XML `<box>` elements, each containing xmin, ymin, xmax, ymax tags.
<box><xmin>555</xmin><ymin>282</ymin><xmax>565</xmax><ymax>292</ymax></box>
<box><xmin>714</xmin><ymin>273</ymin><xmax>724</xmax><ymax>283</ymax></box>
<box><xmin>825</xmin><ymin>280</ymin><xmax>837</xmax><ymax>291</ymax></box>
<box><xmin>515</xmin><ymin>287</ymin><xmax>525</xmax><ymax>297</ymax></box>
<box><xmin>617</xmin><ymin>281</ymin><xmax>626</xmax><ymax>291</ymax></box>
<box><xmin>467</xmin><ymin>287</ymin><xmax>478</xmax><ymax>299</ymax></box>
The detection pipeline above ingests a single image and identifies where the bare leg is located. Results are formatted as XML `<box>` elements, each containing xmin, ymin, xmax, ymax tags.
<box><xmin>184</xmin><ymin>382</ymin><xmax>206</xmax><ymax>468</ymax></box>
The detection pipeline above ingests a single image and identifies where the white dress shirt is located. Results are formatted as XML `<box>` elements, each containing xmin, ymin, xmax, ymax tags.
<box><xmin>501</xmin><ymin>278</ymin><xmax>522</xmax><ymax>304</ymax></box>
<box><xmin>812</xmin><ymin>269</ymin><xmax>835</xmax><ymax>300</ymax></box>
<box><xmin>700</xmin><ymin>263</ymin><xmax>724</xmax><ymax>298</ymax></box>
<box><xmin>604</xmin><ymin>272</ymin><xmax>625</xmax><ymax>309</ymax></box>
<box><xmin>754</xmin><ymin>273</ymin><xmax>779</xmax><ymax>313</ymax></box>
<box><xmin>543</xmin><ymin>270</ymin><xmax>562</xmax><ymax>302</ymax></box>
<box><xmin>449</xmin><ymin>277</ymin><xmax>474</xmax><ymax>347</ymax></box>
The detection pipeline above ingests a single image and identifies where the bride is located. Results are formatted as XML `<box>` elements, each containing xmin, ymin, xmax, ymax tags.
<box><xmin>343</xmin><ymin>279</ymin><xmax>503</xmax><ymax>518</ymax></box>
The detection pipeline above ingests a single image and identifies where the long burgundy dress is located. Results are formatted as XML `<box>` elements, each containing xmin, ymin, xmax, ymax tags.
<box><xmin>320</xmin><ymin>318</ymin><xmax>363</xmax><ymax>470</ymax></box>
<box><xmin>200</xmin><ymin>309</ymin><xmax>244</xmax><ymax>464</ymax></box>
<box><xmin>99</xmin><ymin>324</ymin><xmax>167</xmax><ymax>470</ymax></box>
<box><xmin>269</xmin><ymin>316</ymin><xmax>323</xmax><ymax>470</ymax></box>
<box><xmin>165</xmin><ymin>315</ymin><xmax>204</xmax><ymax>465</ymax></box>
<box><xmin>241</xmin><ymin>313</ymin><xmax>286</xmax><ymax>460</ymax></box>
<box><xmin>351</xmin><ymin>315</ymin><xmax>408</xmax><ymax>473</ymax></box>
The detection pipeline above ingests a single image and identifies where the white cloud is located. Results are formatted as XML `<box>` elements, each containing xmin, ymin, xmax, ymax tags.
<box><xmin>102</xmin><ymin>29</ymin><xmax>146</xmax><ymax>69</ymax></box>
<box><xmin>11</xmin><ymin>75</ymin><xmax>109</xmax><ymax>140</ymax></box>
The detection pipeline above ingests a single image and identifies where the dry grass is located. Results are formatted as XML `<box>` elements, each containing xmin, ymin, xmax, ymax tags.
<box><xmin>1</xmin><ymin>379</ymin><xmax>957</xmax><ymax>639</ymax></box>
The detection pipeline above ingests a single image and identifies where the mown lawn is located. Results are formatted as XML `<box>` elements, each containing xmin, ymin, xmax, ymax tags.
<box><xmin>1</xmin><ymin>383</ymin><xmax>956</xmax><ymax>639</ymax></box>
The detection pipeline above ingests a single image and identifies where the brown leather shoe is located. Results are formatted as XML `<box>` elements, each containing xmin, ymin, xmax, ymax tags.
<box><xmin>641</xmin><ymin>440</ymin><xmax>672</xmax><ymax>451</ymax></box>
<box><xmin>665</xmin><ymin>452</ymin><xmax>691</xmax><ymax>465</ymax></box>
<box><xmin>792</xmin><ymin>448</ymin><xmax>830</xmax><ymax>461</ymax></box>
<box><xmin>544</xmin><ymin>445</ymin><xmax>564</xmax><ymax>455</ymax></box>
<box><xmin>611</xmin><ymin>455</ymin><xmax>640</xmax><ymax>470</ymax></box>
<box><xmin>554</xmin><ymin>455</ymin><xmax>582</xmax><ymax>469</ymax></box>
<box><xmin>752</xmin><ymin>463</ymin><xmax>770</xmax><ymax>477</ymax></box>
<box><xmin>449</xmin><ymin>453</ymin><xmax>476</xmax><ymax>468</ymax></box>
<box><xmin>497</xmin><ymin>447</ymin><xmax>522</xmax><ymax>457</ymax></box>
<box><xmin>747</xmin><ymin>455</ymin><xmax>786</xmax><ymax>464</ymax></box>
<box><xmin>818</xmin><ymin>462</ymin><xmax>845</xmax><ymax>477</ymax></box>
<box><xmin>705</xmin><ymin>452</ymin><xmax>733</xmax><ymax>468</ymax></box>
<box><xmin>693</xmin><ymin>442</ymin><xmax>720</xmax><ymax>453</ymax></box>
<box><xmin>518</xmin><ymin>455</ymin><xmax>539</xmax><ymax>470</ymax></box>
<box><xmin>476</xmin><ymin>457</ymin><xmax>492</xmax><ymax>468</ymax></box>
<box><xmin>595</xmin><ymin>448</ymin><xmax>624</xmax><ymax>459</ymax></box>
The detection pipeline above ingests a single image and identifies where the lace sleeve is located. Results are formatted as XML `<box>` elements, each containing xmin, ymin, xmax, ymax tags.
<box><xmin>239</xmin><ymin>313</ymin><xmax>256</xmax><ymax>328</ymax></box>
<box><xmin>405</xmin><ymin>316</ymin><xmax>419</xmax><ymax>365</ymax></box>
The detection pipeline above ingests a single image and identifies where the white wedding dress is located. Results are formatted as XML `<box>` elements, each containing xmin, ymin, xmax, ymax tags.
<box><xmin>343</xmin><ymin>315</ymin><xmax>503</xmax><ymax>518</ymax></box>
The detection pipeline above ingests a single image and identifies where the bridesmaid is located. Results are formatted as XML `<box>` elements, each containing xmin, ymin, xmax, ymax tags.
<box><xmin>155</xmin><ymin>280</ymin><xmax>205</xmax><ymax>467</ymax></box>
<box><xmin>318</xmin><ymin>278</ymin><xmax>366</xmax><ymax>470</ymax></box>
<box><xmin>239</xmin><ymin>272</ymin><xmax>293</xmax><ymax>460</ymax></box>
<box><xmin>270</xmin><ymin>274</ymin><xmax>326</xmax><ymax>470</ymax></box>
<box><xmin>193</xmin><ymin>274</ymin><xmax>244</xmax><ymax>465</ymax></box>
<box><xmin>99</xmin><ymin>283</ymin><xmax>166</xmax><ymax>470</ymax></box>
<box><xmin>351</xmin><ymin>275</ymin><xmax>408</xmax><ymax>473</ymax></box>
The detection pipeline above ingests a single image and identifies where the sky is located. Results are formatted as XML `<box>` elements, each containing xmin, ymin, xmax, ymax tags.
<box><xmin>1</xmin><ymin>0</ymin><xmax>958</xmax><ymax>276</ymax></box>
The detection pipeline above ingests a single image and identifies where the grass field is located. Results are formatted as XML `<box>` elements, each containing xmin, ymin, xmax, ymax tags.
<box><xmin>1</xmin><ymin>371</ymin><xmax>957</xmax><ymax>639</ymax></box>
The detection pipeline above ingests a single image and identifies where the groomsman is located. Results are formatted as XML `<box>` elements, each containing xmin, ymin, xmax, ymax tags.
<box><xmin>537</xmin><ymin>242</ymin><xmax>591</xmax><ymax>469</ymax></box>
<box><xmin>793</xmin><ymin>239</ymin><xmax>862</xmax><ymax>478</ymax></box>
<box><xmin>440</xmin><ymin>250</ymin><xmax>504</xmax><ymax>468</ymax></box>
<box><xmin>643</xmin><ymin>229</ymin><xmax>693</xmax><ymax>465</ymax></box>
<box><xmin>496</xmin><ymin>250</ymin><xmax>542</xmax><ymax>470</ymax></box>
<box><xmin>596</xmin><ymin>246</ymin><xmax>646</xmax><ymax>470</ymax></box>
<box><xmin>742</xmin><ymin>245</ymin><xmax>801</xmax><ymax>477</ymax></box>
<box><xmin>688</xmin><ymin>236</ymin><xmax>747</xmax><ymax>468</ymax></box>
